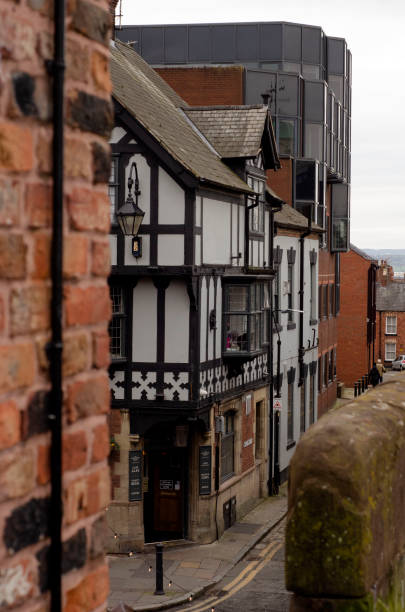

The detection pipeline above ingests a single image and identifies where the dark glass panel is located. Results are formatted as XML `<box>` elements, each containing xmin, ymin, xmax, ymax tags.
<box><xmin>212</xmin><ymin>25</ymin><xmax>235</xmax><ymax>62</ymax></box>
<box><xmin>329</xmin><ymin>75</ymin><xmax>344</xmax><ymax>103</ymax></box>
<box><xmin>284</xmin><ymin>24</ymin><xmax>301</xmax><ymax>61</ymax></box>
<box><xmin>236</xmin><ymin>24</ymin><xmax>258</xmax><ymax>60</ymax></box>
<box><xmin>259</xmin><ymin>23</ymin><xmax>282</xmax><ymax>60</ymax></box>
<box><xmin>304</xmin><ymin>123</ymin><xmax>324</xmax><ymax>161</ymax></box>
<box><xmin>304</xmin><ymin>81</ymin><xmax>325</xmax><ymax>122</ymax></box>
<box><xmin>188</xmin><ymin>25</ymin><xmax>211</xmax><ymax>62</ymax></box>
<box><xmin>302</xmin><ymin>26</ymin><xmax>321</xmax><ymax>64</ymax></box>
<box><xmin>141</xmin><ymin>27</ymin><xmax>164</xmax><ymax>63</ymax></box>
<box><xmin>245</xmin><ymin>70</ymin><xmax>276</xmax><ymax>114</ymax></box>
<box><xmin>302</xmin><ymin>64</ymin><xmax>320</xmax><ymax>80</ymax></box>
<box><xmin>278</xmin><ymin>118</ymin><xmax>295</xmax><ymax>155</ymax></box>
<box><xmin>277</xmin><ymin>74</ymin><xmax>299</xmax><ymax>116</ymax></box>
<box><xmin>164</xmin><ymin>26</ymin><xmax>187</xmax><ymax>63</ymax></box>
<box><xmin>327</xmin><ymin>37</ymin><xmax>345</xmax><ymax>75</ymax></box>
<box><xmin>295</xmin><ymin>159</ymin><xmax>316</xmax><ymax>200</ymax></box>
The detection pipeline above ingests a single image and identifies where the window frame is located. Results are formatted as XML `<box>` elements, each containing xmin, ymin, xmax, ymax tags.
<box><xmin>385</xmin><ymin>342</ymin><xmax>396</xmax><ymax>362</ymax></box>
<box><xmin>223</xmin><ymin>282</ymin><xmax>269</xmax><ymax>355</ymax></box>
<box><xmin>109</xmin><ymin>286</ymin><xmax>127</xmax><ymax>361</ymax></box>
<box><xmin>221</xmin><ymin>411</ymin><xmax>235</xmax><ymax>481</ymax></box>
<box><xmin>108</xmin><ymin>154</ymin><xmax>119</xmax><ymax>225</ymax></box>
<box><xmin>386</xmin><ymin>315</ymin><xmax>397</xmax><ymax>335</ymax></box>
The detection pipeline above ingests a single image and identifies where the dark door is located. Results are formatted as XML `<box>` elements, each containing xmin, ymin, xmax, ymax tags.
<box><xmin>144</xmin><ymin>447</ymin><xmax>187</xmax><ymax>542</ymax></box>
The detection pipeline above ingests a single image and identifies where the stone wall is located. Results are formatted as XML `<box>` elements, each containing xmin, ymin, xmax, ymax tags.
<box><xmin>0</xmin><ymin>0</ymin><xmax>112</xmax><ymax>608</ymax></box>
<box><xmin>286</xmin><ymin>377</ymin><xmax>405</xmax><ymax>611</ymax></box>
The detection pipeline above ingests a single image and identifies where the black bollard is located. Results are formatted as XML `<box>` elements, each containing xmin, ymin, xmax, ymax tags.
<box><xmin>358</xmin><ymin>380</ymin><xmax>362</xmax><ymax>395</ymax></box>
<box><xmin>361</xmin><ymin>376</ymin><xmax>365</xmax><ymax>393</ymax></box>
<box><xmin>154</xmin><ymin>543</ymin><xmax>165</xmax><ymax>595</ymax></box>
<box><xmin>354</xmin><ymin>382</ymin><xmax>358</xmax><ymax>397</ymax></box>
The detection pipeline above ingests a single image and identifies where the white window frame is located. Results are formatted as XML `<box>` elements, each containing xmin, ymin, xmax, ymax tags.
<box><xmin>385</xmin><ymin>342</ymin><xmax>396</xmax><ymax>362</ymax></box>
<box><xmin>386</xmin><ymin>315</ymin><xmax>397</xmax><ymax>335</ymax></box>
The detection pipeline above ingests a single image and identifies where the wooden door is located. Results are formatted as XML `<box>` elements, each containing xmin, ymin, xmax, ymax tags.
<box><xmin>152</xmin><ymin>451</ymin><xmax>183</xmax><ymax>535</ymax></box>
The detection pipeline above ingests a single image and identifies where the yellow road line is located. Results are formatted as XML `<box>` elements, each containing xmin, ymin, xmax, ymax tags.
<box><xmin>186</xmin><ymin>540</ymin><xmax>283</xmax><ymax>612</ymax></box>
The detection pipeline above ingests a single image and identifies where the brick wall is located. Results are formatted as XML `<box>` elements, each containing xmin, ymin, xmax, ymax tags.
<box><xmin>376</xmin><ymin>311</ymin><xmax>405</xmax><ymax>365</ymax></box>
<box><xmin>337</xmin><ymin>250</ymin><xmax>373</xmax><ymax>387</ymax></box>
<box><xmin>155</xmin><ymin>66</ymin><xmax>244</xmax><ymax>106</ymax></box>
<box><xmin>0</xmin><ymin>0</ymin><xmax>112</xmax><ymax>609</ymax></box>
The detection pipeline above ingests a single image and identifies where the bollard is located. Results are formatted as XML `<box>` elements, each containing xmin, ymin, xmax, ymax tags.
<box><xmin>354</xmin><ymin>382</ymin><xmax>358</xmax><ymax>397</ymax></box>
<box><xmin>357</xmin><ymin>380</ymin><xmax>362</xmax><ymax>395</ymax></box>
<box><xmin>361</xmin><ymin>376</ymin><xmax>365</xmax><ymax>393</ymax></box>
<box><xmin>154</xmin><ymin>543</ymin><xmax>165</xmax><ymax>595</ymax></box>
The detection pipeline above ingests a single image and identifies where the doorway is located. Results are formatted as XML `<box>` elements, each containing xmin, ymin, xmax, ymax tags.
<box><xmin>143</xmin><ymin>426</ymin><xmax>188</xmax><ymax>543</ymax></box>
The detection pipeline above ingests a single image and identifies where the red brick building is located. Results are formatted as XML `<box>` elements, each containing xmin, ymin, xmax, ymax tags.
<box><xmin>376</xmin><ymin>264</ymin><xmax>405</xmax><ymax>366</ymax></box>
<box><xmin>337</xmin><ymin>245</ymin><xmax>378</xmax><ymax>387</ymax></box>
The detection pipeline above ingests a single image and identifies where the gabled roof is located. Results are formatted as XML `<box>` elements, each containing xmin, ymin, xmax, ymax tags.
<box><xmin>183</xmin><ymin>105</ymin><xmax>280</xmax><ymax>169</ymax></box>
<box><xmin>274</xmin><ymin>203</ymin><xmax>323</xmax><ymax>233</ymax></box>
<box><xmin>111</xmin><ymin>41</ymin><xmax>252</xmax><ymax>194</ymax></box>
<box><xmin>376</xmin><ymin>283</ymin><xmax>405</xmax><ymax>312</ymax></box>
<box><xmin>350</xmin><ymin>243</ymin><xmax>377</xmax><ymax>262</ymax></box>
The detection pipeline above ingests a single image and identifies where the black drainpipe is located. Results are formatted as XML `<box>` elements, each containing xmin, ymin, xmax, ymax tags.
<box><xmin>298</xmin><ymin>210</ymin><xmax>312</xmax><ymax>387</ymax></box>
<box><xmin>47</xmin><ymin>0</ymin><xmax>65</xmax><ymax>609</ymax></box>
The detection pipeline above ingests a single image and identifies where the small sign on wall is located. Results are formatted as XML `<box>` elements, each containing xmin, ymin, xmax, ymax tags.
<box><xmin>245</xmin><ymin>394</ymin><xmax>252</xmax><ymax>416</ymax></box>
<box><xmin>128</xmin><ymin>450</ymin><xmax>142</xmax><ymax>502</ymax></box>
<box><xmin>199</xmin><ymin>445</ymin><xmax>212</xmax><ymax>496</ymax></box>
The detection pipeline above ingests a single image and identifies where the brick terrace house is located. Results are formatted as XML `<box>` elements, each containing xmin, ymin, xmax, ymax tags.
<box><xmin>337</xmin><ymin>244</ymin><xmax>378</xmax><ymax>387</ymax></box>
<box><xmin>376</xmin><ymin>264</ymin><xmax>405</xmax><ymax>366</ymax></box>
<box><xmin>115</xmin><ymin>21</ymin><xmax>352</xmax><ymax>417</ymax></box>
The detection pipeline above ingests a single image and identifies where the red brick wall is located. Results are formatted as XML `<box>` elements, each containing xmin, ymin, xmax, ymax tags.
<box><xmin>376</xmin><ymin>311</ymin><xmax>405</xmax><ymax>365</ymax></box>
<box><xmin>0</xmin><ymin>0</ymin><xmax>112</xmax><ymax>608</ymax></box>
<box><xmin>337</xmin><ymin>250</ymin><xmax>373</xmax><ymax>387</ymax></box>
<box><xmin>267</xmin><ymin>159</ymin><xmax>293</xmax><ymax>206</ymax></box>
<box><xmin>155</xmin><ymin>66</ymin><xmax>244</xmax><ymax>106</ymax></box>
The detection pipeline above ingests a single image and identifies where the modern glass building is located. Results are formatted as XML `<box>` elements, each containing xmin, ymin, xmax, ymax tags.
<box><xmin>116</xmin><ymin>21</ymin><xmax>351</xmax><ymax>251</ymax></box>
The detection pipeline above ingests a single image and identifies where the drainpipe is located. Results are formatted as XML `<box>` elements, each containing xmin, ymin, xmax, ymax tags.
<box><xmin>47</xmin><ymin>0</ymin><xmax>65</xmax><ymax>610</ymax></box>
<box><xmin>298</xmin><ymin>210</ymin><xmax>312</xmax><ymax>387</ymax></box>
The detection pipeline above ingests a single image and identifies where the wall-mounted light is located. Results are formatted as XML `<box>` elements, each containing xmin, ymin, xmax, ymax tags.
<box><xmin>116</xmin><ymin>162</ymin><xmax>145</xmax><ymax>257</ymax></box>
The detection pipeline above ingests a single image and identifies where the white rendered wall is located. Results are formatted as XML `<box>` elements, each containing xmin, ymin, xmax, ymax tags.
<box><xmin>200</xmin><ymin>277</ymin><xmax>208</xmax><ymax>362</ymax></box>
<box><xmin>165</xmin><ymin>281</ymin><xmax>189</xmax><ymax>363</ymax></box>
<box><xmin>158</xmin><ymin>167</ymin><xmax>185</xmax><ymax>225</ymax></box>
<box><xmin>207</xmin><ymin>277</ymin><xmax>215</xmax><ymax>361</ymax></box>
<box><xmin>109</xmin><ymin>234</ymin><xmax>117</xmax><ymax>266</ymax></box>
<box><xmin>125</xmin><ymin>154</ymin><xmax>151</xmax><ymax>224</ymax></box>
<box><xmin>158</xmin><ymin>235</ymin><xmax>184</xmax><ymax>266</ymax></box>
<box><xmin>202</xmin><ymin>198</ymin><xmax>231</xmax><ymax>265</ymax></box>
<box><xmin>215</xmin><ymin>277</ymin><xmax>222</xmax><ymax>359</ymax></box>
<box><xmin>109</xmin><ymin>126</ymin><xmax>127</xmax><ymax>144</ymax></box>
<box><xmin>132</xmin><ymin>279</ymin><xmax>157</xmax><ymax>362</ymax></box>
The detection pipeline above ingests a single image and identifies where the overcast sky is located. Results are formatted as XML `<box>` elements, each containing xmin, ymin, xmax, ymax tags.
<box><xmin>120</xmin><ymin>0</ymin><xmax>405</xmax><ymax>250</ymax></box>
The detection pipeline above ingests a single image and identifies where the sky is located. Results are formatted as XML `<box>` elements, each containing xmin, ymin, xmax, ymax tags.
<box><xmin>119</xmin><ymin>0</ymin><xmax>405</xmax><ymax>250</ymax></box>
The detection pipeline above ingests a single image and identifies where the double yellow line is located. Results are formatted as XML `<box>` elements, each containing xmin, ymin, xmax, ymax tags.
<box><xmin>183</xmin><ymin>538</ymin><xmax>283</xmax><ymax>612</ymax></box>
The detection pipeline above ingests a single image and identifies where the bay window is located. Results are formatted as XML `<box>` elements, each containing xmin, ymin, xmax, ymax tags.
<box><xmin>224</xmin><ymin>282</ymin><xmax>269</xmax><ymax>354</ymax></box>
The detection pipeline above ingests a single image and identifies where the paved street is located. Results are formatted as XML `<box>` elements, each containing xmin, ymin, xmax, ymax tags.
<box><xmin>170</xmin><ymin>520</ymin><xmax>289</xmax><ymax>612</ymax></box>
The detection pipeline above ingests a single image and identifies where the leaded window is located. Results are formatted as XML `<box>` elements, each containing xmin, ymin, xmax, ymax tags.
<box><xmin>108</xmin><ymin>155</ymin><xmax>119</xmax><ymax>224</ymax></box>
<box><xmin>247</xmin><ymin>176</ymin><xmax>265</xmax><ymax>233</ymax></box>
<box><xmin>224</xmin><ymin>283</ymin><xmax>269</xmax><ymax>354</ymax></box>
<box><xmin>109</xmin><ymin>286</ymin><xmax>126</xmax><ymax>359</ymax></box>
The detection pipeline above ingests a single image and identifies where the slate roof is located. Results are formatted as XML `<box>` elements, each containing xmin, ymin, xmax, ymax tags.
<box><xmin>376</xmin><ymin>283</ymin><xmax>405</xmax><ymax>312</ymax></box>
<box><xmin>184</xmin><ymin>106</ymin><xmax>279</xmax><ymax>167</ymax></box>
<box><xmin>274</xmin><ymin>204</ymin><xmax>323</xmax><ymax>233</ymax></box>
<box><xmin>111</xmin><ymin>41</ymin><xmax>252</xmax><ymax>194</ymax></box>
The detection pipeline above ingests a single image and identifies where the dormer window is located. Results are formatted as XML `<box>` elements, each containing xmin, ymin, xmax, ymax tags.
<box><xmin>247</xmin><ymin>176</ymin><xmax>265</xmax><ymax>233</ymax></box>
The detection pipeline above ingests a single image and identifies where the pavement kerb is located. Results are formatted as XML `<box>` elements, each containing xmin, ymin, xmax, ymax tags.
<box><xmin>125</xmin><ymin>500</ymin><xmax>288</xmax><ymax>612</ymax></box>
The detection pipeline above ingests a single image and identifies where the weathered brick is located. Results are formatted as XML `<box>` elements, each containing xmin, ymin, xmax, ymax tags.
<box><xmin>10</xmin><ymin>286</ymin><xmax>51</xmax><ymax>336</ymax></box>
<box><xmin>65</xmin><ymin>137</ymin><xmax>92</xmax><ymax>180</ymax></box>
<box><xmin>0</xmin><ymin>400</ymin><xmax>21</xmax><ymax>450</ymax></box>
<box><xmin>11</xmin><ymin>72</ymin><xmax>38</xmax><ymax>117</ymax></box>
<box><xmin>25</xmin><ymin>183</ymin><xmax>52</xmax><ymax>227</ymax></box>
<box><xmin>89</xmin><ymin>514</ymin><xmax>107</xmax><ymax>559</ymax></box>
<box><xmin>91</xmin><ymin>423</ymin><xmax>109</xmax><ymax>463</ymax></box>
<box><xmin>71</xmin><ymin>0</ymin><xmax>111</xmax><ymax>45</ymax></box>
<box><xmin>0</xmin><ymin>177</ymin><xmax>21</xmax><ymax>226</ymax></box>
<box><xmin>64</xmin><ymin>465</ymin><xmax>110</xmax><ymax>524</ymax></box>
<box><xmin>63</xmin><ymin>429</ymin><xmax>88</xmax><ymax>472</ymax></box>
<box><xmin>0</xmin><ymin>446</ymin><xmax>35</xmax><ymax>502</ymax></box>
<box><xmin>22</xmin><ymin>390</ymin><xmax>50</xmax><ymax>439</ymax></box>
<box><xmin>0</xmin><ymin>558</ymin><xmax>35</xmax><ymax>607</ymax></box>
<box><xmin>67</xmin><ymin>90</ymin><xmax>113</xmax><ymax>137</ymax></box>
<box><xmin>32</xmin><ymin>233</ymin><xmax>51</xmax><ymax>280</ymax></box>
<box><xmin>0</xmin><ymin>293</ymin><xmax>4</xmax><ymax>333</ymax></box>
<box><xmin>67</xmin><ymin>373</ymin><xmax>110</xmax><ymax>422</ymax></box>
<box><xmin>63</xmin><ymin>332</ymin><xmax>90</xmax><ymax>377</ymax></box>
<box><xmin>0</xmin><ymin>343</ymin><xmax>36</xmax><ymax>394</ymax></box>
<box><xmin>65</xmin><ymin>285</ymin><xmax>111</xmax><ymax>327</ymax></box>
<box><xmin>68</xmin><ymin>186</ymin><xmax>110</xmax><ymax>233</ymax></box>
<box><xmin>63</xmin><ymin>233</ymin><xmax>89</xmax><ymax>279</ymax></box>
<box><xmin>0</xmin><ymin>234</ymin><xmax>27</xmax><ymax>279</ymax></box>
<box><xmin>28</xmin><ymin>0</ymin><xmax>52</xmax><ymax>17</ymax></box>
<box><xmin>0</xmin><ymin>13</ymin><xmax>36</xmax><ymax>62</ymax></box>
<box><xmin>36</xmin><ymin>129</ymin><xmax>52</xmax><ymax>175</ymax></box>
<box><xmin>37</xmin><ymin>444</ymin><xmax>50</xmax><ymax>486</ymax></box>
<box><xmin>91</xmin><ymin>238</ymin><xmax>111</xmax><ymax>277</ymax></box>
<box><xmin>91</xmin><ymin>141</ymin><xmax>110</xmax><ymax>184</ymax></box>
<box><xmin>65</xmin><ymin>565</ymin><xmax>109</xmax><ymax>612</ymax></box>
<box><xmin>36</xmin><ymin>528</ymin><xmax>87</xmax><ymax>593</ymax></box>
<box><xmin>4</xmin><ymin>497</ymin><xmax>50</xmax><ymax>553</ymax></box>
<box><xmin>66</xmin><ymin>38</ymin><xmax>90</xmax><ymax>83</ymax></box>
<box><xmin>0</xmin><ymin>121</ymin><xmax>33</xmax><ymax>171</ymax></box>
<box><xmin>91</xmin><ymin>50</ymin><xmax>111</xmax><ymax>93</ymax></box>
<box><xmin>92</xmin><ymin>329</ymin><xmax>110</xmax><ymax>369</ymax></box>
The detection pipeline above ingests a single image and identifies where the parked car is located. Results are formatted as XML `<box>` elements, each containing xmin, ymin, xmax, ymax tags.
<box><xmin>391</xmin><ymin>355</ymin><xmax>405</xmax><ymax>371</ymax></box>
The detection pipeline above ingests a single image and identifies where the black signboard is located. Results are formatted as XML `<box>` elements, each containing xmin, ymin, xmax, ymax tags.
<box><xmin>129</xmin><ymin>450</ymin><xmax>142</xmax><ymax>501</ymax></box>
<box><xmin>199</xmin><ymin>445</ymin><xmax>212</xmax><ymax>496</ymax></box>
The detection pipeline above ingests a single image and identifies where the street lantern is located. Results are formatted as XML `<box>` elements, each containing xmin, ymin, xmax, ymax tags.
<box><xmin>116</xmin><ymin>161</ymin><xmax>145</xmax><ymax>238</ymax></box>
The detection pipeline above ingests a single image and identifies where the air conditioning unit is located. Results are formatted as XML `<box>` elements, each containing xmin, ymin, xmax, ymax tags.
<box><xmin>215</xmin><ymin>416</ymin><xmax>225</xmax><ymax>435</ymax></box>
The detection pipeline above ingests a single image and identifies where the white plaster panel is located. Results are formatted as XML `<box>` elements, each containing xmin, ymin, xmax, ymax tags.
<box><xmin>109</xmin><ymin>126</ymin><xmax>127</xmax><ymax>144</ymax></box>
<box><xmin>254</xmin><ymin>240</ymin><xmax>260</xmax><ymax>267</ymax></box>
<box><xmin>264</xmin><ymin>211</ymin><xmax>269</xmax><ymax>266</ymax></box>
<box><xmin>158</xmin><ymin>235</ymin><xmax>184</xmax><ymax>266</ymax></box>
<box><xmin>215</xmin><ymin>277</ymin><xmax>222</xmax><ymax>359</ymax></box>
<box><xmin>165</xmin><ymin>280</ymin><xmax>189</xmax><ymax>363</ymax></box>
<box><xmin>207</xmin><ymin>277</ymin><xmax>215</xmax><ymax>361</ymax></box>
<box><xmin>158</xmin><ymin>167</ymin><xmax>185</xmax><ymax>224</ymax></box>
<box><xmin>109</xmin><ymin>234</ymin><xmax>117</xmax><ymax>266</ymax></box>
<box><xmin>132</xmin><ymin>371</ymin><xmax>156</xmax><ymax>400</ymax></box>
<box><xmin>195</xmin><ymin>196</ymin><xmax>202</xmax><ymax>227</ymax></box>
<box><xmin>202</xmin><ymin>198</ymin><xmax>231</xmax><ymax>265</ymax></box>
<box><xmin>195</xmin><ymin>234</ymin><xmax>201</xmax><ymax>266</ymax></box>
<box><xmin>200</xmin><ymin>277</ymin><xmax>207</xmax><ymax>363</ymax></box>
<box><xmin>125</xmin><ymin>154</ymin><xmax>151</xmax><ymax>224</ymax></box>
<box><xmin>124</xmin><ymin>234</ymin><xmax>150</xmax><ymax>266</ymax></box>
<box><xmin>239</xmin><ymin>206</ymin><xmax>245</xmax><ymax>262</ymax></box>
<box><xmin>132</xmin><ymin>280</ymin><xmax>157</xmax><ymax>362</ymax></box>
<box><xmin>164</xmin><ymin>372</ymin><xmax>189</xmax><ymax>401</ymax></box>
<box><xmin>110</xmin><ymin>370</ymin><xmax>125</xmax><ymax>399</ymax></box>
<box><xmin>231</xmin><ymin>204</ymin><xmax>239</xmax><ymax>265</ymax></box>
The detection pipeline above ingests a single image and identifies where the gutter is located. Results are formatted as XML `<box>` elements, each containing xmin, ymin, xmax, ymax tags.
<box><xmin>47</xmin><ymin>0</ymin><xmax>65</xmax><ymax>609</ymax></box>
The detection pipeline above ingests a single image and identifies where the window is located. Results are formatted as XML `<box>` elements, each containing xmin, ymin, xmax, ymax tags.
<box><xmin>108</xmin><ymin>155</ymin><xmax>119</xmax><ymax>224</ymax></box>
<box><xmin>329</xmin><ymin>284</ymin><xmax>335</xmax><ymax>317</ymax></box>
<box><xmin>221</xmin><ymin>412</ymin><xmax>235</xmax><ymax>480</ymax></box>
<box><xmin>309</xmin><ymin>373</ymin><xmax>316</xmax><ymax>424</ymax></box>
<box><xmin>278</xmin><ymin>118</ymin><xmax>295</xmax><ymax>155</ymax></box>
<box><xmin>331</xmin><ymin>183</ymin><xmax>350</xmax><ymax>252</ymax></box>
<box><xmin>328</xmin><ymin>349</ymin><xmax>333</xmax><ymax>383</ymax></box>
<box><xmin>318</xmin><ymin>357</ymin><xmax>322</xmax><ymax>392</ymax></box>
<box><xmin>273</xmin><ymin>268</ymin><xmax>280</xmax><ymax>325</ymax></box>
<box><xmin>109</xmin><ymin>287</ymin><xmax>126</xmax><ymax>359</ymax></box>
<box><xmin>323</xmin><ymin>353</ymin><xmax>328</xmax><ymax>387</ymax></box>
<box><xmin>386</xmin><ymin>316</ymin><xmax>397</xmax><ymax>335</ymax></box>
<box><xmin>287</xmin><ymin>382</ymin><xmax>294</xmax><ymax>443</ymax></box>
<box><xmin>287</xmin><ymin>263</ymin><xmax>294</xmax><ymax>322</ymax></box>
<box><xmin>310</xmin><ymin>262</ymin><xmax>316</xmax><ymax>321</ymax></box>
<box><xmin>224</xmin><ymin>283</ymin><xmax>268</xmax><ymax>354</ymax></box>
<box><xmin>255</xmin><ymin>401</ymin><xmax>263</xmax><ymax>459</ymax></box>
<box><xmin>300</xmin><ymin>380</ymin><xmax>306</xmax><ymax>434</ymax></box>
<box><xmin>247</xmin><ymin>176</ymin><xmax>265</xmax><ymax>233</ymax></box>
<box><xmin>385</xmin><ymin>342</ymin><xmax>396</xmax><ymax>362</ymax></box>
<box><xmin>318</xmin><ymin>285</ymin><xmax>322</xmax><ymax>322</ymax></box>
